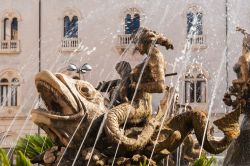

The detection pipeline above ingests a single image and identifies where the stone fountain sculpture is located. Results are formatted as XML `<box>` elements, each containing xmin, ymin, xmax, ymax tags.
<box><xmin>31</xmin><ymin>28</ymin><xmax>241</xmax><ymax>166</ymax></box>
<box><xmin>223</xmin><ymin>27</ymin><xmax>250</xmax><ymax>166</ymax></box>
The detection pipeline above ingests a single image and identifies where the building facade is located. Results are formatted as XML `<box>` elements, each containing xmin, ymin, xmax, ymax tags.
<box><xmin>0</xmin><ymin>0</ymin><xmax>249</xmax><ymax>157</ymax></box>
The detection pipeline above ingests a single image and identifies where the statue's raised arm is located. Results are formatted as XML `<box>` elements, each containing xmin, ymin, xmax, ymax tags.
<box><xmin>129</xmin><ymin>27</ymin><xmax>173</xmax><ymax>93</ymax></box>
<box><xmin>236</xmin><ymin>26</ymin><xmax>249</xmax><ymax>35</ymax></box>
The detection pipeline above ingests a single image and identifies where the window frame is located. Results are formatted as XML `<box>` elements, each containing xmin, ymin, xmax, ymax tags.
<box><xmin>63</xmin><ymin>15</ymin><xmax>78</xmax><ymax>38</ymax></box>
<box><xmin>62</xmin><ymin>8</ymin><xmax>81</xmax><ymax>39</ymax></box>
<box><xmin>0</xmin><ymin>69</ymin><xmax>21</xmax><ymax>108</ymax></box>
<box><xmin>124</xmin><ymin>13</ymin><xmax>141</xmax><ymax>34</ymax></box>
<box><xmin>0</xmin><ymin>78</ymin><xmax>9</xmax><ymax>106</ymax></box>
<box><xmin>182</xmin><ymin>64</ymin><xmax>209</xmax><ymax>105</ymax></box>
<box><xmin>121</xmin><ymin>7</ymin><xmax>145</xmax><ymax>34</ymax></box>
<box><xmin>1</xmin><ymin>10</ymin><xmax>21</xmax><ymax>41</ymax></box>
<box><xmin>10</xmin><ymin>17</ymin><xmax>18</xmax><ymax>40</ymax></box>
<box><xmin>184</xmin><ymin>74</ymin><xmax>207</xmax><ymax>104</ymax></box>
<box><xmin>185</xmin><ymin>5</ymin><xmax>205</xmax><ymax>37</ymax></box>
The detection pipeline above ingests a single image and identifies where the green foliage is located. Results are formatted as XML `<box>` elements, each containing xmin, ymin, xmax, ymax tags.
<box><xmin>15</xmin><ymin>134</ymin><xmax>54</xmax><ymax>159</ymax></box>
<box><xmin>139</xmin><ymin>160</ymin><xmax>147</xmax><ymax>166</ymax></box>
<box><xmin>0</xmin><ymin>148</ymin><xmax>10</xmax><ymax>166</ymax></box>
<box><xmin>0</xmin><ymin>134</ymin><xmax>54</xmax><ymax>165</ymax></box>
<box><xmin>192</xmin><ymin>155</ymin><xmax>216</xmax><ymax>166</ymax></box>
<box><xmin>0</xmin><ymin>148</ymin><xmax>31</xmax><ymax>166</ymax></box>
<box><xmin>15</xmin><ymin>151</ymin><xmax>31</xmax><ymax>166</ymax></box>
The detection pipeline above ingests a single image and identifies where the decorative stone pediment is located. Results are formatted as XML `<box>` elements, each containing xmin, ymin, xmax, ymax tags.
<box><xmin>62</xmin><ymin>8</ymin><xmax>82</xmax><ymax>20</ymax></box>
<box><xmin>182</xmin><ymin>63</ymin><xmax>209</xmax><ymax>79</ymax></box>
<box><xmin>1</xmin><ymin>9</ymin><xmax>22</xmax><ymax>21</ymax></box>
<box><xmin>185</xmin><ymin>4</ymin><xmax>204</xmax><ymax>15</ymax></box>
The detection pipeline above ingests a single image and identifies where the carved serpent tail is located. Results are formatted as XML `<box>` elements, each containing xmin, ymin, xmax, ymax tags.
<box><xmin>167</xmin><ymin>109</ymin><xmax>240</xmax><ymax>154</ymax></box>
<box><xmin>104</xmin><ymin>95</ymin><xmax>157</xmax><ymax>151</ymax></box>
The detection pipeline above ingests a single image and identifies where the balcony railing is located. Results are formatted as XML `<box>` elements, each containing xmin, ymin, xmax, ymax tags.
<box><xmin>117</xmin><ymin>34</ymin><xmax>132</xmax><ymax>49</ymax></box>
<box><xmin>61</xmin><ymin>38</ymin><xmax>82</xmax><ymax>51</ymax></box>
<box><xmin>187</xmin><ymin>35</ymin><xmax>207</xmax><ymax>50</ymax></box>
<box><xmin>0</xmin><ymin>40</ymin><xmax>20</xmax><ymax>53</ymax></box>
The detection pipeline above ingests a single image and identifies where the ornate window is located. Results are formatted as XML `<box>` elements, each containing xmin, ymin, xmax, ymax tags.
<box><xmin>183</xmin><ymin>64</ymin><xmax>208</xmax><ymax>104</ymax></box>
<box><xmin>64</xmin><ymin>16</ymin><xmax>78</xmax><ymax>38</ymax></box>
<box><xmin>3</xmin><ymin>17</ymin><xmax>18</xmax><ymax>40</ymax></box>
<box><xmin>2</xmin><ymin>12</ymin><xmax>20</xmax><ymax>40</ymax></box>
<box><xmin>185</xmin><ymin>5</ymin><xmax>206</xmax><ymax>49</ymax></box>
<box><xmin>61</xmin><ymin>8</ymin><xmax>82</xmax><ymax>51</ymax></box>
<box><xmin>187</xmin><ymin>11</ymin><xmax>202</xmax><ymax>36</ymax></box>
<box><xmin>196</xmin><ymin>74</ymin><xmax>206</xmax><ymax>103</ymax></box>
<box><xmin>11</xmin><ymin>18</ymin><xmax>18</xmax><ymax>40</ymax></box>
<box><xmin>116</xmin><ymin>7</ymin><xmax>144</xmax><ymax>53</ymax></box>
<box><xmin>0</xmin><ymin>70</ymin><xmax>21</xmax><ymax>107</ymax></box>
<box><xmin>125</xmin><ymin>13</ymin><xmax>140</xmax><ymax>34</ymax></box>
<box><xmin>1</xmin><ymin>10</ymin><xmax>21</xmax><ymax>53</ymax></box>
<box><xmin>0</xmin><ymin>79</ymin><xmax>8</xmax><ymax>106</ymax></box>
<box><xmin>184</xmin><ymin>74</ymin><xmax>195</xmax><ymax>103</ymax></box>
<box><xmin>10</xmin><ymin>78</ymin><xmax>19</xmax><ymax>106</ymax></box>
<box><xmin>3</xmin><ymin>18</ymin><xmax>9</xmax><ymax>40</ymax></box>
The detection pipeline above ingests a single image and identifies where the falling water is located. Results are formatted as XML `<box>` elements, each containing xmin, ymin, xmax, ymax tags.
<box><xmin>199</xmin><ymin>47</ymin><xmax>227</xmax><ymax>157</ymax></box>
<box><xmin>3</xmin><ymin>24</ymin><xmax>82</xmax><ymax>161</ymax></box>
<box><xmin>0</xmin><ymin>22</ymin><xmax>78</xmax><ymax>144</ymax></box>
<box><xmin>59</xmin><ymin>23</ymin><xmax>145</xmax><ymax>166</ymax></box>
<box><xmin>1</xmin><ymin>1</ymin><xmax>241</xmax><ymax>165</ymax></box>
<box><xmin>84</xmin><ymin>1</ymin><xmax>176</xmax><ymax>164</ymax></box>
<box><xmin>146</xmin><ymin>35</ymin><xmax>195</xmax><ymax>165</ymax></box>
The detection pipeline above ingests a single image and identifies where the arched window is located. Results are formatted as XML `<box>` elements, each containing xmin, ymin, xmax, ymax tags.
<box><xmin>196</xmin><ymin>74</ymin><xmax>206</xmax><ymax>103</ymax></box>
<box><xmin>183</xmin><ymin>65</ymin><xmax>208</xmax><ymax>104</ymax></box>
<box><xmin>64</xmin><ymin>16</ymin><xmax>70</xmax><ymax>37</ymax></box>
<box><xmin>184</xmin><ymin>74</ymin><xmax>195</xmax><ymax>103</ymax></box>
<box><xmin>11</xmin><ymin>18</ymin><xmax>18</xmax><ymax>40</ymax></box>
<box><xmin>71</xmin><ymin>16</ymin><xmax>78</xmax><ymax>38</ymax></box>
<box><xmin>133</xmin><ymin>14</ymin><xmax>140</xmax><ymax>33</ymax></box>
<box><xmin>186</xmin><ymin>5</ymin><xmax>203</xmax><ymax>36</ymax></box>
<box><xmin>187</xmin><ymin>12</ymin><xmax>202</xmax><ymax>35</ymax></box>
<box><xmin>10</xmin><ymin>78</ymin><xmax>19</xmax><ymax>106</ymax></box>
<box><xmin>1</xmin><ymin>11</ymin><xmax>21</xmax><ymax>53</ymax></box>
<box><xmin>3</xmin><ymin>18</ymin><xmax>10</xmax><ymax>40</ymax></box>
<box><xmin>125</xmin><ymin>14</ymin><xmax>132</xmax><ymax>34</ymax></box>
<box><xmin>64</xmin><ymin>16</ymin><xmax>78</xmax><ymax>38</ymax></box>
<box><xmin>0</xmin><ymin>79</ymin><xmax>9</xmax><ymax>106</ymax></box>
<box><xmin>0</xmin><ymin>70</ymin><xmax>21</xmax><ymax>107</ymax></box>
<box><xmin>3</xmin><ymin>17</ymin><xmax>19</xmax><ymax>40</ymax></box>
<box><xmin>124</xmin><ymin>13</ymin><xmax>141</xmax><ymax>34</ymax></box>
<box><xmin>1</xmin><ymin>10</ymin><xmax>21</xmax><ymax>41</ymax></box>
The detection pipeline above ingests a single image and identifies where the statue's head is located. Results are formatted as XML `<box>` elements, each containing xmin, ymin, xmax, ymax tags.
<box><xmin>115</xmin><ymin>61</ymin><xmax>132</xmax><ymax>78</ymax></box>
<box><xmin>31</xmin><ymin>70</ymin><xmax>107</xmax><ymax>146</ymax></box>
<box><xmin>131</xmin><ymin>27</ymin><xmax>173</xmax><ymax>55</ymax></box>
<box><xmin>236</xmin><ymin>27</ymin><xmax>250</xmax><ymax>54</ymax></box>
<box><xmin>234</xmin><ymin>27</ymin><xmax>250</xmax><ymax>81</ymax></box>
<box><xmin>131</xmin><ymin>27</ymin><xmax>158</xmax><ymax>55</ymax></box>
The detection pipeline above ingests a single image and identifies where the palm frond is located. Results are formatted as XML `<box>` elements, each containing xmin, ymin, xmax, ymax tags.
<box><xmin>15</xmin><ymin>150</ymin><xmax>31</xmax><ymax>166</ymax></box>
<box><xmin>15</xmin><ymin>134</ymin><xmax>54</xmax><ymax>159</ymax></box>
<box><xmin>192</xmin><ymin>155</ymin><xmax>216</xmax><ymax>166</ymax></box>
<box><xmin>0</xmin><ymin>148</ymin><xmax>10</xmax><ymax>166</ymax></box>
<box><xmin>139</xmin><ymin>160</ymin><xmax>147</xmax><ymax>166</ymax></box>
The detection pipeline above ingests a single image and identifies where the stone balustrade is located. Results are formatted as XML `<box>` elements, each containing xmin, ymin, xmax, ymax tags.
<box><xmin>61</xmin><ymin>38</ymin><xmax>82</xmax><ymax>51</ymax></box>
<box><xmin>0</xmin><ymin>40</ymin><xmax>20</xmax><ymax>53</ymax></box>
